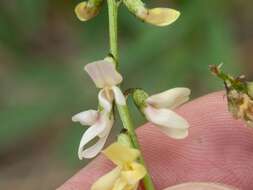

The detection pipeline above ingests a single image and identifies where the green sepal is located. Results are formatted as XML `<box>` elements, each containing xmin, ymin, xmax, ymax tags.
<box><xmin>117</xmin><ymin>132</ymin><xmax>133</xmax><ymax>148</ymax></box>
<box><xmin>132</xmin><ymin>89</ymin><xmax>149</xmax><ymax>111</ymax></box>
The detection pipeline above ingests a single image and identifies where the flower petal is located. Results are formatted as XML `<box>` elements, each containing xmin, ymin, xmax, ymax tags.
<box><xmin>98</xmin><ymin>89</ymin><xmax>113</xmax><ymax>112</ymax></box>
<box><xmin>85</xmin><ymin>59</ymin><xmax>123</xmax><ymax>88</ymax></box>
<box><xmin>81</xmin><ymin>135</ymin><xmax>108</xmax><ymax>159</ymax></box>
<box><xmin>81</xmin><ymin>112</ymin><xmax>114</xmax><ymax>158</ymax></box>
<box><xmin>99</xmin><ymin>112</ymin><xmax>114</xmax><ymax>138</ymax></box>
<box><xmin>72</xmin><ymin>110</ymin><xmax>98</xmax><ymax>125</ymax></box>
<box><xmin>91</xmin><ymin>167</ymin><xmax>121</xmax><ymax>190</ymax></box>
<box><xmin>146</xmin><ymin>88</ymin><xmax>190</xmax><ymax>109</ymax></box>
<box><xmin>112</xmin><ymin>86</ymin><xmax>126</xmax><ymax>106</ymax></box>
<box><xmin>103</xmin><ymin>143</ymin><xmax>140</xmax><ymax>166</ymax></box>
<box><xmin>112</xmin><ymin>178</ymin><xmax>127</xmax><ymax>190</ymax></box>
<box><xmin>144</xmin><ymin>106</ymin><xmax>189</xmax><ymax>139</ymax></box>
<box><xmin>121</xmin><ymin>162</ymin><xmax>146</xmax><ymax>185</ymax></box>
<box><xmin>159</xmin><ymin>125</ymin><xmax>189</xmax><ymax>139</ymax></box>
<box><xmin>78</xmin><ymin>113</ymin><xmax>112</xmax><ymax>159</ymax></box>
<box><xmin>144</xmin><ymin>8</ymin><xmax>180</xmax><ymax>27</ymax></box>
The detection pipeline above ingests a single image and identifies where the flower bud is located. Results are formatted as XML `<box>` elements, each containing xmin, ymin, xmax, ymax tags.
<box><xmin>75</xmin><ymin>0</ymin><xmax>104</xmax><ymax>22</ymax></box>
<box><xmin>117</xmin><ymin>133</ymin><xmax>132</xmax><ymax>147</ymax></box>
<box><xmin>132</xmin><ymin>89</ymin><xmax>149</xmax><ymax>111</ymax></box>
<box><xmin>123</xmin><ymin>0</ymin><xmax>180</xmax><ymax>27</ymax></box>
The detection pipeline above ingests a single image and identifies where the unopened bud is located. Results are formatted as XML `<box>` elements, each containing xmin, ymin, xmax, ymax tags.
<box><xmin>117</xmin><ymin>133</ymin><xmax>132</xmax><ymax>147</ymax></box>
<box><xmin>132</xmin><ymin>89</ymin><xmax>149</xmax><ymax>111</ymax></box>
<box><xmin>75</xmin><ymin>0</ymin><xmax>104</xmax><ymax>22</ymax></box>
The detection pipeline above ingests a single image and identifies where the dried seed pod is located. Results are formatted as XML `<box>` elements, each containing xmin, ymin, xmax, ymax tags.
<box><xmin>210</xmin><ymin>64</ymin><xmax>253</xmax><ymax>127</ymax></box>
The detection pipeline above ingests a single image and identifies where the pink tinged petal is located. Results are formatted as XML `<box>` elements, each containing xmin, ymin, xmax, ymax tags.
<box><xmin>82</xmin><ymin>135</ymin><xmax>108</xmax><ymax>159</ymax></box>
<box><xmin>78</xmin><ymin>113</ymin><xmax>113</xmax><ymax>159</ymax></box>
<box><xmin>146</xmin><ymin>87</ymin><xmax>191</xmax><ymax>109</ymax></box>
<box><xmin>84</xmin><ymin>59</ymin><xmax>123</xmax><ymax>88</ymax></box>
<box><xmin>82</xmin><ymin>113</ymin><xmax>114</xmax><ymax>159</ymax></box>
<box><xmin>98</xmin><ymin>89</ymin><xmax>113</xmax><ymax>112</ymax></box>
<box><xmin>111</xmin><ymin>86</ymin><xmax>126</xmax><ymax>106</ymax></box>
<box><xmin>72</xmin><ymin>110</ymin><xmax>98</xmax><ymax>125</ymax></box>
<box><xmin>98</xmin><ymin>113</ymin><xmax>114</xmax><ymax>138</ymax></box>
<box><xmin>144</xmin><ymin>106</ymin><xmax>189</xmax><ymax>139</ymax></box>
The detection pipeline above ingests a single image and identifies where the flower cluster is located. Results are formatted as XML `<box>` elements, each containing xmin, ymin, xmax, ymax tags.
<box><xmin>73</xmin><ymin>58</ymin><xmax>191</xmax><ymax>160</ymax></box>
<box><xmin>75</xmin><ymin>0</ymin><xmax>180</xmax><ymax>27</ymax></box>
<box><xmin>73</xmin><ymin>1</ymin><xmax>190</xmax><ymax>189</ymax></box>
<box><xmin>210</xmin><ymin>64</ymin><xmax>253</xmax><ymax>127</ymax></box>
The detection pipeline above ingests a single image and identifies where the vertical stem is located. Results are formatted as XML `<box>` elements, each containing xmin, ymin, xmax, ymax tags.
<box><xmin>107</xmin><ymin>0</ymin><xmax>119</xmax><ymax>64</ymax></box>
<box><xmin>117</xmin><ymin>105</ymin><xmax>156</xmax><ymax>190</ymax></box>
<box><xmin>107</xmin><ymin>0</ymin><xmax>155</xmax><ymax>190</ymax></box>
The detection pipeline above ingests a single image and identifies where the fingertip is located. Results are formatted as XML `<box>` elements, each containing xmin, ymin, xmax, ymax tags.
<box><xmin>163</xmin><ymin>182</ymin><xmax>238</xmax><ymax>190</ymax></box>
<box><xmin>57</xmin><ymin>156</ymin><xmax>113</xmax><ymax>190</ymax></box>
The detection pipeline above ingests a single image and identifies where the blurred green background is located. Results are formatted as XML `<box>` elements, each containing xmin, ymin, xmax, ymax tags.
<box><xmin>0</xmin><ymin>0</ymin><xmax>253</xmax><ymax>189</ymax></box>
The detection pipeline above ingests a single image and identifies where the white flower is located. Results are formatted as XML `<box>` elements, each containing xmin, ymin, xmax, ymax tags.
<box><xmin>72</xmin><ymin>57</ymin><xmax>126</xmax><ymax>159</ymax></box>
<box><xmin>72</xmin><ymin>109</ymin><xmax>114</xmax><ymax>159</ymax></box>
<box><xmin>143</xmin><ymin>88</ymin><xmax>191</xmax><ymax>139</ymax></box>
<box><xmin>85</xmin><ymin>58</ymin><xmax>126</xmax><ymax>110</ymax></box>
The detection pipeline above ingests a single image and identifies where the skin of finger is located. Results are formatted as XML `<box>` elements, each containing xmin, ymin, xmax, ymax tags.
<box><xmin>163</xmin><ymin>182</ymin><xmax>238</xmax><ymax>190</ymax></box>
<box><xmin>57</xmin><ymin>91</ymin><xmax>253</xmax><ymax>190</ymax></box>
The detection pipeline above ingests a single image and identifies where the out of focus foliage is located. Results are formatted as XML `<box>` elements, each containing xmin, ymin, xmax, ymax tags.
<box><xmin>0</xmin><ymin>0</ymin><xmax>252</xmax><ymax>189</ymax></box>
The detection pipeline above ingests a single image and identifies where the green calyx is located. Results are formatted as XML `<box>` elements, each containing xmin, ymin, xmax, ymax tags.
<box><xmin>90</xmin><ymin>0</ymin><xmax>104</xmax><ymax>7</ymax></box>
<box><xmin>117</xmin><ymin>132</ymin><xmax>133</xmax><ymax>147</ymax></box>
<box><xmin>132</xmin><ymin>89</ymin><xmax>149</xmax><ymax>111</ymax></box>
<box><xmin>247</xmin><ymin>82</ymin><xmax>253</xmax><ymax>99</ymax></box>
<box><xmin>123</xmin><ymin>0</ymin><xmax>146</xmax><ymax>14</ymax></box>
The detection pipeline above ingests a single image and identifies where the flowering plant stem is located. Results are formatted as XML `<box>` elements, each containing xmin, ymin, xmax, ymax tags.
<box><xmin>107</xmin><ymin>0</ymin><xmax>155</xmax><ymax>190</ymax></box>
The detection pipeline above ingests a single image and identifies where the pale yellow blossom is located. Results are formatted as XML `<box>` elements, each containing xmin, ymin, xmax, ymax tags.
<box><xmin>91</xmin><ymin>143</ymin><xmax>146</xmax><ymax>190</ymax></box>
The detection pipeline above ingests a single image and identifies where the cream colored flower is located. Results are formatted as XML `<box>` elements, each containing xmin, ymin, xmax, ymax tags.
<box><xmin>138</xmin><ymin>7</ymin><xmax>180</xmax><ymax>27</ymax></box>
<box><xmin>91</xmin><ymin>143</ymin><xmax>146</xmax><ymax>190</ymax></box>
<box><xmin>72</xmin><ymin>57</ymin><xmax>126</xmax><ymax>159</ymax></box>
<box><xmin>85</xmin><ymin>58</ymin><xmax>126</xmax><ymax>111</ymax></box>
<box><xmin>143</xmin><ymin>88</ymin><xmax>190</xmax><ymax>139</ymax></box>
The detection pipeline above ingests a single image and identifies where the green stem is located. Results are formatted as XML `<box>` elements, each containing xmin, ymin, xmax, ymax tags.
<box><xmin>107</xmin><ymin>0</ymin><xmax>155</xmax><ymax>190</ymax></box>
<box><xmin>107</xmin><ymin>0</ymin><xmax>119</xmax><ymax>64</ymax></box>
<box><xmin>117</xmin><ymin>105</ymin><xmax>155</xmax><ymax>190</ymax></box>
